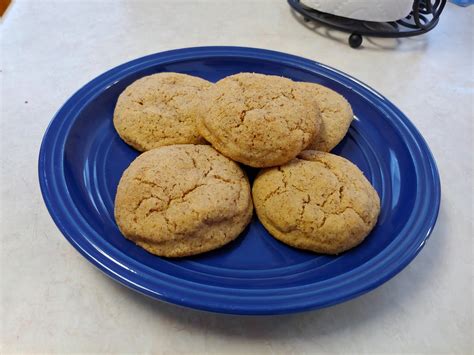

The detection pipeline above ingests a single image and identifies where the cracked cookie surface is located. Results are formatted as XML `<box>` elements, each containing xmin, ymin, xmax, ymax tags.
<box><xmin>114</xmin><ymin>144</ymin><xmax>253</xmax><ymax>257</ymax></box>
<box><xmin>114</xmin><ymin>73</ymin><xmax>212</xmax><ymax>152</ymax></box>
<box><xmin>299</xmin><ymin>83</ymin><xmax>353</xmax><ymax>152</ymax></box>
<box><xmin>196</xmin><ymin>73</ymin><xmax>321</xmax><ymax>168</ymax></box>
<box><xmin>252</xmin><ymin>150</ymin><xmax>380</xmax><ymax>254</ymax></box>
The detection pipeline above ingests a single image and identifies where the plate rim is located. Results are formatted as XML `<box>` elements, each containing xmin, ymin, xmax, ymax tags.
<box><xmin>38</xmin><ymin>46</ymin><xmax>441</xmax><ymax>315</ymax></box>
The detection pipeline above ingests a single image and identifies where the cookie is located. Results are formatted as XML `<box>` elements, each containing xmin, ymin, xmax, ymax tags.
<box><xmin>299</xmin><ymin>83</ymin><xmax>353</xmax><ymax>152</ymax></box>
<box><xmin>196</xmin><ymin>73</ymin><xmax>321</xmax><ymax>168</ymax></box>
<box><xmin>114</xmin><ymin>145</ymin><xmax>253</xmax><ymax>257</ymax></box>
<box><xmin>113</xmin><ymin>73</ymin><xmax>212</xmax><ymax>151</ymax></box>
<box><xmin>252</xmin><ymin>151</ymin><xmax>380</xmax><ymax>254</ymax></box>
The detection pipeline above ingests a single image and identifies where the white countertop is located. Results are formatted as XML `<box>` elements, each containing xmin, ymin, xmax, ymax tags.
<box><xmin>1</xmin><ymin>1</ymin><xmax>473</xmax><ymax>353</ymax></box>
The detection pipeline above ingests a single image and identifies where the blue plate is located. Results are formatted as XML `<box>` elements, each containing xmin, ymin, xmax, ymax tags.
<box><xmin>38</xmin><ymin>47</ymin><xmax>440</xmax><ymax>315</ymax></box>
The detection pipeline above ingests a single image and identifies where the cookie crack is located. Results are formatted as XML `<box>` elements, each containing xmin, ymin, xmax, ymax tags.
<box><xmin>318</xmin><ymin>185</ymin><xmax>344</xmax><ymax>210</ymax></box>
<box><xmin>182</xmin><ymin>149</ymin><xmax>198</xmax><ymax>169</ymax></box>
<box><xmin>317</xmin><ymin>215</ymin><xmax>328</xmax><ymax>228</ymax></box>
<box><xmin>202</xmin><ymin>165</ymin><xmax>213</xmax><ymax>178</ymax></box>
<box><xmin>290</xmin><ymin>183</ymin><xmax>306</xmax><ymax>193</ymax></box>
<box><xmin>297</xmin><ymin>194</ymin><xmax>311</xmax><ymax>224</ymax></box>
<box><xmin>133</xmin><ymin>177</ymin><xmax>159</xmax><ymax>189</ymax></box>
<box><xmin>163</xmin><ymin>213</ymin><xmax>177</xmax><ymax>233</ymax></box>
<box><xmin>234</xmin><ymin>185</ymin><xmax>242</xmax><ymax>208</ymax></box>
<box><xmin>282</xmin><ymin>87</ymin><xmax>296</xmax><ymax>100</ymax></box>
<box><xmin>180</xmin><ymin>183</ymin><xmax>206</xmax><ymax>200</ymax></box>
<box><xmin>340</xmin><ymin>206</ymin><xmax>370</xmax><ymax>226</ymax></box>
<box><xmin>261</xmin><ymin>186</ymin><xmax>284</xmax><ymax>203</ymax></box>
<box><xmin>277</xmin><ymin>167</ymin><xmax>288</xmax><ymax>188</ymax></box>
<box><xmin>239</xmin><ymin>109</ymin><xmax>249</xmax><ymax>123</ymax></box>
<box><xmin>144</xmin><ymin>206</ymin><xmax>162</xmax><ymax>218</ymax></box>
<box><xmin>136</xmin><ymin>195</ymin><xmax>167</xmax><ymax>212</ymax></box>
<box><xmin>209</xmin><ymin>175</ymin><xmax>237</xmax><ymax>184</ymax></box>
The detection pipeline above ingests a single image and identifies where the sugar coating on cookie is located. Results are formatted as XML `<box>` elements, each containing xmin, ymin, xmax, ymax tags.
<box><xmin>196</xmin><ymin>73</ymin><xmax>321</xmax><ymax>168</ymax></box>
<box><xmin>114</xmin><ymin>73</ymin><xmax>212</xmax><ymax>151</ymax></box>
<box><xmin>114</xmin><ymin>145</ymin><xmax>253</xmax><ymax>257</ymax></box>
<box><xmin>252</xmin><ymin>151</ymin><xmax>380</xmax><ymax>254</ymax></box>
<box><xmin>299</xmin><ymin>83</ymin><xmax>353</xmax><ymax>152</ymax></box>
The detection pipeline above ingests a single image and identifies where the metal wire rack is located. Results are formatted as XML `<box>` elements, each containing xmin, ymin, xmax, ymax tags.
<box><xmin>288</xmin><ymin>0</ymin><xmax>447</xmax><ymax>48</ymax></box>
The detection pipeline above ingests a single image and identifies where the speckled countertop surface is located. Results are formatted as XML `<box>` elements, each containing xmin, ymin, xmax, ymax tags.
<box><xmin>1</xmin><ymin>1</ymin><xmax>473</xmax><ymax>353</ymax></box>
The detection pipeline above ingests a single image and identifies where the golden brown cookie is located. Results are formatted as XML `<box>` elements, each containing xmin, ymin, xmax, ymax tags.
<box><xmin>113</xmin><ymin>73</ymin><xmax>212</xmax><ymax>151</ymax></box>
<box><xmin>299</xmin><ymin>83</ymin><xmax>353</xmax><ymax>152</ymax></box>
<box><xmin>252</xmin><ymin>151</ymin><xmax>380</xmax><ymax>254</ymax></box>
<box><xmin>114</xmin><ymin>145</ymin><xmax>253</xmax><ymax>257</ymax></box>
<box><xmin>196</xmin><ymin>73</ymin><xmax>321</xmax><ymax>168</ymax></box>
